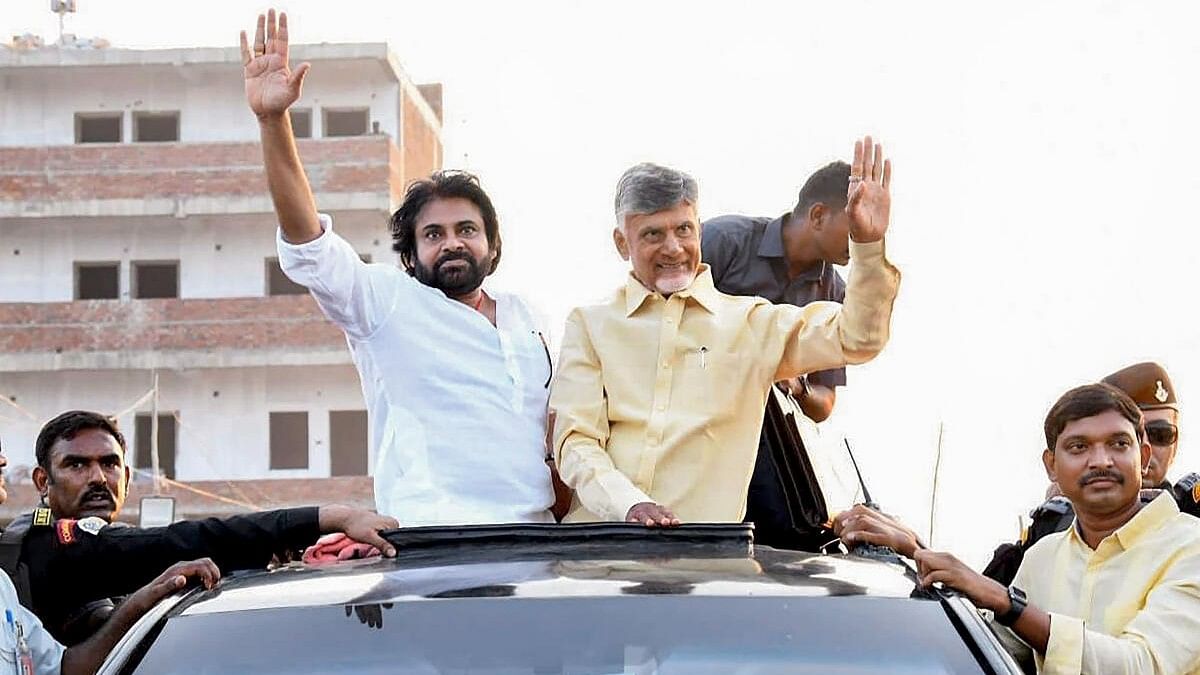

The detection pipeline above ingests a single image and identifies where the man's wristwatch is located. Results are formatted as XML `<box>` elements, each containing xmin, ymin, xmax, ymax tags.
<box><xmin>796</xmin><ymin>375</ymin><xmax>811</xmax><ymax>400</ymax></box>
<box><xmin>995</xmin><ymin>586</ymin><xmax>1027</xmax><ymax>627</ymax></box>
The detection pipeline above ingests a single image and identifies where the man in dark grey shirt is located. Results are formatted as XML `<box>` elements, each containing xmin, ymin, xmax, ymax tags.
<box><xmin>702</xmin><ymin>160</ymin><xmax>851</xmax><ymax>422</ymax></box>
<box><xmin>701</xmin><ymin>159</ymin><xmax>854</xmax><ymax>549</ymax></box>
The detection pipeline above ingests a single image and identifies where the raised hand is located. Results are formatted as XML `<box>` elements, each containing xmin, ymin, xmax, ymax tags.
<box><xmin>846</xmin><ymin>136</ymin><xmax>893</xmax><ymax>244</ymax></box>
<box><xmin>240</xmin><ymin>9</ymin><xmax>310</xmax><ymax>119</ymax></box>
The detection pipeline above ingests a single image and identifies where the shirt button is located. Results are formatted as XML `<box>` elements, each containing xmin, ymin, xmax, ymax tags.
<box><xmin>661</xmin><ymin>361</ymin><xmax>669</xmax><ymax>369</ymax></box>
<box><xmin>656</xmin><ymin>404</ymin><xmax>665</xmax><ymax>411</ymax></box>
<box><xmin>665</xmin><ymin>317</ymin><xmax>674</xmax><ymax>324</ymax></box>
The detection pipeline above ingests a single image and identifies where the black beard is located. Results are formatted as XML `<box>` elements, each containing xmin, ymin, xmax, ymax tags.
<box><xmin>413</xmin><ymin>252</ymin><xmax>487</xmax><ymax>297</ymax></box>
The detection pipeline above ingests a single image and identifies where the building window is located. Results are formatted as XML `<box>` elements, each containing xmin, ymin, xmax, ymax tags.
<box><xmin>132</xmin><ymin>261</ymin><xmax>179</xmax><ymax>299</ymax></box>
<box><xmin>322</xmin><ymin>108</ymin><xmax>369</xmax><ymax>137</ymax></box>
<box><xmin>135</xmin><ymin>413</ymin><xmax>177</xmax><ymax>480</ymax></box>
<box><xmin>329</xmin><ymin>410</ymin><xmax>368</xmax><ymax>476</ymax></box>
<box><xmin>75</xmin><ymin>262</ymin><xmax>120</xmax><ymax>300</ymax></box>
<box><xmin>75</xmin><ymin>112</ymin><xmax>122</xmax><ymax>143</ymax></box>
<box><xmin>269</xmin><ymin>411</ymin><xmax>309</xmax><ymax>470</ymax></box>
<box><xmin>133</xmin><ymin>111</ymin><xmax>180</xmax><ymax>142</ymax></box>
<box><xmin>290</xmin><ymin>108</ymin><xmax>312</xmax><ymax>138</ymax></box>
<box><xmin>265</xmin><ymin>258</ymin><xmax>307</xmax><ymax>296</ymax></box>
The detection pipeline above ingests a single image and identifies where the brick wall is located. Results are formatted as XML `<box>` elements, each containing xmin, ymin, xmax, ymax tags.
<box><xmin>0</xmin><ymin>136</ymin><xmax>403</xmax><ymax>203</ymax></box>
<box><xmin>0</xmin><ymin>295</ymin><xmax>345</xmax><ymax>353</ymax></box>
<box><xmin>402</xmin><ymin>93</ymin><xmax>443</xmax><ymax>188</ymax></box>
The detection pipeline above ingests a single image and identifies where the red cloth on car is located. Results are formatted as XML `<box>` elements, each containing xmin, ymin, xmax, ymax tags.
<box><xmin>302</xmin><ymin>533</ymin><xmax>381</xmax><ymax>564</ymax></box>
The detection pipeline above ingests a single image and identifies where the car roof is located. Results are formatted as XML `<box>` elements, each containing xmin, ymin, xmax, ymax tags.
<box><xmin>177</xmin><ymin>523</ymin><xmax>924</xmax><ymax>617</ymax></box>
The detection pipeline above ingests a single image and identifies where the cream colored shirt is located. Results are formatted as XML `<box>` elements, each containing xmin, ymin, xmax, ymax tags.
<box><xmin>1004</xmin><ymin>493</ymin><xmax>1200</xmax><ymax>674</ymax></box>
<box><xmin>550</xmin><ymin>239</ymin><xmax>900</xmax><ymax>522</ymax></box>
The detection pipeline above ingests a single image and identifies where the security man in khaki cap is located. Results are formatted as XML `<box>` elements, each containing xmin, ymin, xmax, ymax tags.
<box><xmin>1102</xmin><ymin>362</ymin><xmax>1186</xmax><ymax>487</ymax></box>
<box><xmin>983</xmin><ymin>361</ymin><xmax>1199</xmax><ymax>584</ymax></box>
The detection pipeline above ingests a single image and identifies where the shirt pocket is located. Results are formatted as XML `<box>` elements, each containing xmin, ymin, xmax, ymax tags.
<box><xmin>674</xmin><ymin>346</ymin><xmax>746</xmax><ymax>420</ymax></box>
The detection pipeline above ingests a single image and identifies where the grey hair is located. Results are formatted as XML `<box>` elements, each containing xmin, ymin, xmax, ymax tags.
<box><xmin>613</xmin><ymin>162</ymin><xmax>699</xmax><ymax>223</ymax></box>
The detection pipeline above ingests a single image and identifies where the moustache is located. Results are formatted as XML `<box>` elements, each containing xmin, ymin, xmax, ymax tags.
<box><xmin>80</xmin><ymin>487</ymin><xmax>115</xmax><ymax>505</ymax></box>
<box><xmin>435</xmin><ymin>251</ymin><xmax>475</xmax><ymax>270</ymax></box>
<box><xmin>1079</xmin><ymin>470</ymin><xmax>1124</xmax><ymax>487</ymax></box>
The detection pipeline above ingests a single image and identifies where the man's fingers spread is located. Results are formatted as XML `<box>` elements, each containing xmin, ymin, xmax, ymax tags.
<box><xmin>882</xmin><ymin>159</ymin><xmax>892</xmax><ymax>190</ymax></box>
<box><xmin>254</xmin><ymin>14</ymin><xmax>266</xmax><ymax>51</ymax></box>
<box><xmin>872</xmin><ymin>143</ymin><xmax>883</xmax><ymax>181</ymax></box>
<box><xmin>852</xmin><ymin>139</ymin><xmax>864</xmax><ymax>177</ymax></box>
<box><xmin>861</xmin><ymin>136</ymin><xmax>875</xmax><ymax>178</ymax></box>
<box><xmin>266</xmin><ymin>8</ymin><xmax>276</xmax><ymax>46</ymax></box>
<box><xmin>239</xmin><ymin>31</ymin><xmax>251</xmax><ymax>65</ymax></box>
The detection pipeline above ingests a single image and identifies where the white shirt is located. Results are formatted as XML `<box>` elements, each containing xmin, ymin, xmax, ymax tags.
<box><xmin>278</xmin><ymin>215</ymin><xmax>555</xmax><ymax>525</ymax></box>
<box><xmin>0</xmin><ymin>573</ymin><xmax>64</xmax><ymax>675</ymax></box>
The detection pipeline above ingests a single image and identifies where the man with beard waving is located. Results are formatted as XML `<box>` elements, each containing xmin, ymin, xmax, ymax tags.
<box><xmin>242</xmin><ymin>10</ymin><xmax>560</xmax><ymax>525</ymax></box>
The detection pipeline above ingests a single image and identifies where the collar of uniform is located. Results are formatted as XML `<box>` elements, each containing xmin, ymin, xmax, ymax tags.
<box><xmin>756</xmin><ymin>213</ymin><xmax>828</xmax><ymax>283</ymax></box>
<box><xmin>624</xmin><ymin>264</ymin><xmax>720</xmax><ymax>317</ymax></box>
<box><xmin>1069</xmin><ymin>491</ymin><xmax>1179</xmax><ymax>551</ymax></box>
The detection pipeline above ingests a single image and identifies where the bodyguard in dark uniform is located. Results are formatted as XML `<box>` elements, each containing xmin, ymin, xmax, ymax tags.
<box><xmin>983</xmin><ymin>362</ymin><xmax>1198</xmax><ymax>584</ymax></box>
<box><xmin>1104</xmin><ymin>363</ymin><xmax>1197</xmax><ymax>512</ymax></box>
<box><xmin>702</xmin><ymin>161</ymin><xmax>855</xmax><ymax>549</ymax></box>
<box><xmin>23</xmin><ymin>506</ymin><xmax>324</xmax><ymax>643</ymax></box>
<box><xmin>1</xmin><ymin>410</ymin><xmax>397</xmax><ymax>644</ymax></box>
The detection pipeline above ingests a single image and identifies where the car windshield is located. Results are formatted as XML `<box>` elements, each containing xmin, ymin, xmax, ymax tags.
<box><xmin>125</xmin><ymin>595</ymin><xmax>988</xmax><ymax>674</ymax></box>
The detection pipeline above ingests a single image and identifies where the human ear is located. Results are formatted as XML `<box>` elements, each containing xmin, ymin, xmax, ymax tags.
<box><xmin>32</xmin><ymin>466</ymin><xmax>49</xmax><ymax>495</ymax></box>
<box><xmin>613</xmin><ymin>228</ymin><xmax>630</xmax><ymax>261</ymax></box>
<box><xmin>1041</xmin><ymin>448</ymin><xmax>1057</xmax><ymax>483</ymax></box>
<box><xmin>808</xmin><ymin>203</ymin><xmax>825</xmax><ymax>230</ymax></box>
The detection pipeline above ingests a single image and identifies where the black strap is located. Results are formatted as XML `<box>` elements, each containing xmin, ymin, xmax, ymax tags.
<box><xmin>0</xmin><ymin>513</ymin><xmax>36</xmax><ymax>608</ymax></box>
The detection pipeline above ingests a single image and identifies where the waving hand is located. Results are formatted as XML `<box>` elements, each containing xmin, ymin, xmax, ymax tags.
<box><xmin>846</xmin><ymin>136</ymin><xmax>893</xmax><ymax>244</ymax></box>
<box><xmin>240</xmin><ymin>9</ymin><xmax>310</xmax><ymax>119</ymax></box>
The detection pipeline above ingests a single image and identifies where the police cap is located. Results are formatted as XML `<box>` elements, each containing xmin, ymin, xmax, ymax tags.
<box><xmin>1102</xmin><ymin>362</ymin><xmax>1178</xmax><ymax>411</ymax></box>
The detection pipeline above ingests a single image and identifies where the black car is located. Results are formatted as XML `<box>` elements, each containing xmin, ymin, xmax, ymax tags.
<box><xmin>99</xmin><ymin>523</ymin><xmax>1022</xmax><ymax>674</ymax></box>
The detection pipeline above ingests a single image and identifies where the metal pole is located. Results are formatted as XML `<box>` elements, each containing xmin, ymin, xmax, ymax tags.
<box><xmin>928</xmin><ymin>421</ymin><xmax>945</xmax><ymax>546</ymax></box>
<box><xmin>151</xmin><ymin>371</ymin><xmax>161</xmax><ymax>494</ymax></box>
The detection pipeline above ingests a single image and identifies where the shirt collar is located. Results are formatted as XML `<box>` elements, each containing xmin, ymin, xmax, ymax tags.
<box><xmin>1116</xmin><ymin>491</ymin><xmax>1179</xmax><ymax>549</ymax></box>
<box><xmin>624</xmin><ymin>264</ymin><xmax>721</xmax><ymax>317</ymax></box>
<box><xmin>756</xmin><ymin>213</ymin><xmax>829</xmax><ymax>283</ymax></box>
<box><xmin>756</xmin><ymin>214</ymin><xmax>788</xmax><ymax>259</ymax></box>
<box><xmin>1069</xmin><ymin>491</ymin><xmax>1179</xmax><ymax>551</ymax></box>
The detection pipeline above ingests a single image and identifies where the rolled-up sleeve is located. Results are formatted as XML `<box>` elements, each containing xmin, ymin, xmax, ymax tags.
<box><xmin>1046</xmin><ymin>557</ymin><xmax>1200</xmax><ymax>675</ymax></box>
<box><xmin>277</xmin><ymin>213</ymin><xmax>402</xmax><ymax>339</ymax></box>
<box><xmin>550</xmin><ymin>309</ymin><xmax>652</xmax><ymax>520</ymax></box>
<box><xmin>771</xmin><ymin>239</ymin><xmax>900</xmax><ymax>382</ymax></box>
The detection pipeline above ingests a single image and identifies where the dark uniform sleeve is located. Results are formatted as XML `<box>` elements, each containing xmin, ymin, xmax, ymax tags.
<box><xmin>1173</xmin><ymin>473</ymin><xmax>1200</xmax><ymax>518</ymax></box>
<box><xmin>23</xmin><ymin>507</ymin><xmax>320</xmax><ymax>633</ymax></box>
<box><xmin>981</xmin><ymin>542</ymin><xmax>1025</xmax><ymax>586</ymax></box>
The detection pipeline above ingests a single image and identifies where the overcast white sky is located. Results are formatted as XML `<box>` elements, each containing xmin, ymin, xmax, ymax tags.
<box><xmin>6</xmin><ymin>0</ymin><xmax>1200</xmax><ymax>566</ymax></box>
